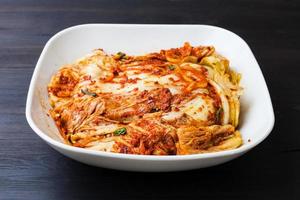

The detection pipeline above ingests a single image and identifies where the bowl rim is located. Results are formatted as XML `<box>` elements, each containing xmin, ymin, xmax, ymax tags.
<box><xmin>25</xmin><ymin>23</ymin><xmax>275</xmax><ymax>161</ymax></box>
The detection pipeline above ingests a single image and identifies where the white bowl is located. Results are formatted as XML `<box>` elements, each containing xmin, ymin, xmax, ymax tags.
<box><xmin>26</xmin><ymin>24</ymin><xmax>274</xmax><ymax>172</ymax></box>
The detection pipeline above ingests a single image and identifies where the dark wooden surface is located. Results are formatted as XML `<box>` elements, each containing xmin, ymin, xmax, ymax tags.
<box><xmin>0</xmin><ymin>0</ymin><xmax>299</xmax><ymax>199</ymax></box>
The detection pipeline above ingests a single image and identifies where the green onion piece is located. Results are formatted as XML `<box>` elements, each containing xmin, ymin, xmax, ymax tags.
<box><xmin>81</xmin><ymin>88</ymin><xmax>97</xmax><ymax>97</ymax></box>
<box><xmin>216</xmin><ymin>107</ymin><xmax>223</xmax><ymax>124</ymax></box>
<box><xmin>114</xmin><ymin>127</ymin><xmax>127</xmax><ymax>136</ymax></box>
<box><xmin>116</xmin><ymin>52</ymin><xmax>126</xmax><ymax>60</ymax></box>
<box><xmin>168</xmin><ymin>65</ymin><xmax>176</xmax><ymax>70</ymax></box>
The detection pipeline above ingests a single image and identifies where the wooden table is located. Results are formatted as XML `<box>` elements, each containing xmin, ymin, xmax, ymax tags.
<box><xmin>0</xmin><ymin>0</ymin><xmax>299</xmax><ymax>199</ymax></box>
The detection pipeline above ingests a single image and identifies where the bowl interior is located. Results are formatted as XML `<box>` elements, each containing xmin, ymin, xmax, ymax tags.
<box><xmin>27</xmin><ymin>24</ymin><xmax>274</xmax><ymax>153</ymax></box>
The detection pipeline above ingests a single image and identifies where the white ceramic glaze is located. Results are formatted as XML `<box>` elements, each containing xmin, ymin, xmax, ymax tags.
<box><xmin>26</xmin><ymin>24</ymin><xmax>275</xmax><ymax>172</ymax></box>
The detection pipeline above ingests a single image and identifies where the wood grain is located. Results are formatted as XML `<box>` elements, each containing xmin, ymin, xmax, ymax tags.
<box><xmin>0</xmin><ymin>0</ymin><xmax>299</xmax><ymax>199</ymax></box>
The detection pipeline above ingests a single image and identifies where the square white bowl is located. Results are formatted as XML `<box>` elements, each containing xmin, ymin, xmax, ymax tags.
<box><xmin>26</xmin><ymin>24</ymin><xmax>274</xmax><ymax>172</ymax></box>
